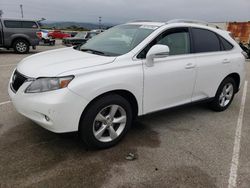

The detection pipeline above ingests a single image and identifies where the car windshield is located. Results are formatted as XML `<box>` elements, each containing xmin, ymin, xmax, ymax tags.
<box><xmin>79</xmin><ymin>24</ymin><xmax>156</xmax><ymax>56</ymax></box>
<box><xmin>75</xmin><ymin>32</ymin><xmax>87</xmax><ymax>38</ymax></box>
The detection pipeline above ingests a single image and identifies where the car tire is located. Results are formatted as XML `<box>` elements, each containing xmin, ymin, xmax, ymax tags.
<box><xmin>79</xmin><ymin>94</ymin><xmax>133</xmax><ymax>149</ymax></box>
<box><xmin>210</xmin><ymin>77</ymin><xmax>236</xmax><ymax>112</ymax></box>
<box><xmin>13</xmin><ymin>39</ymin><xmax>30</xmax><ymax>54</ymax></box>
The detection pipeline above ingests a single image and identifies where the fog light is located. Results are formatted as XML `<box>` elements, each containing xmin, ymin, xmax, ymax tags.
<box><xmin>45</xmin><ymin>115</ymin><xmax>50</xmax><ymax>121</ymax></box>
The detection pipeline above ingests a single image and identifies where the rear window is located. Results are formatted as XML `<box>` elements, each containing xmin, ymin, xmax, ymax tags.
<box><xmin>219</xmin><ymin>36</ymin><xmax>234</xmax><ymax>50</ymax></box>
<box><xmin>4</xmin><ymin>20</ymin><xmax>38</xmax><ymax>28</ymax></box>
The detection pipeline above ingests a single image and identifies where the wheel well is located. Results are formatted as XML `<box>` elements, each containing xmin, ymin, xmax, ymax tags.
<box><xmin>226</xmin><ymin>73</ymin><xmax>240</xmax><ymax>92</ymax></box>
<box><xmin>11</xmin><ymin>37</ymin><xmax>30</xmax><ymax>47</ymax></box>
<box><xmin>79</xmin><ymin>90</ymin><xmax>139</xmax><ymax>128</ymax></box>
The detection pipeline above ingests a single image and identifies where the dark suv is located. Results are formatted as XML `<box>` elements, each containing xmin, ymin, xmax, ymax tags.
<box><xmin>0</xmin><ymin>18</ymin><xmax>40</xmax><ymax>53</ymax></box>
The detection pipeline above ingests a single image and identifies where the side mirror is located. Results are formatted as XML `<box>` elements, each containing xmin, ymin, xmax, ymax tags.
<box><xmin>146</xmin><ymin>44</ymin><xmax>170</xmax><ymax>67</ymax></box>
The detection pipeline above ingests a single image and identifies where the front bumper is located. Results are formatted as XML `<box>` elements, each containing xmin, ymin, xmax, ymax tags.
<box><xmin>8</xmin><ymin>81</ymin><xmax>89</xmax><ymax>133</ymax></box>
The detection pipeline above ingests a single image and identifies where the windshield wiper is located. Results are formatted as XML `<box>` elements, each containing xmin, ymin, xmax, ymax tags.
<box><xmin>81</xmin><ymin>48</ymin><xmax>106</xmax><ymax>56</ymax></box>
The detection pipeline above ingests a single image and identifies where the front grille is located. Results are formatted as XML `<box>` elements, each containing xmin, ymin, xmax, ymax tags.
<box><xmin>11</xmin><ymin>71</ymin><xmax>28</xmax><ymax>92</ymax></box>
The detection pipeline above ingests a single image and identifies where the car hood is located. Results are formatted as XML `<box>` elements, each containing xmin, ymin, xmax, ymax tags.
<box><xmin>17</xmin><ymin>48</ymin><xmax>116</xmax><ymax>78</ymax></box>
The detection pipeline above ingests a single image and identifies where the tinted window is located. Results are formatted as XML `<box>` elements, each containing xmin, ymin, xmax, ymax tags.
<box><xmin>4</xmin><ymin>21</ymin><xmax>22</xmax><ymax>28</ymax></box>
<box><xmin>137</xmin><ymin>28</ymin><xmax>190</xmax><ymax>59</ymax></box>
<box><xmin>22</xmin><ymin>21</ymin><xmax>38</xmax><ymax>28</ymax></box>
<box><xmin>219</xmin><ymin>36</ymin><xmax>233</xmax><ymax>50</ymax></box>
<box><xmin>4</xmin><ymin>20</ymin><xmax>38</xmax><ymax>28</ymax></box>
<box><xmin>192</xmin><ymin>28</ymin><xmax>220</xmax><ymax>53</ymax></box>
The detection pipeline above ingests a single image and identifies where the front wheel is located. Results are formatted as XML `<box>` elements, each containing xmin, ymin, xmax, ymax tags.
<box><xmin>79</xmin><ymin>94</ymin><xmax>133</xmax><ymax>149</ymax></box>
<box><xmin>210</xmin><ymin>77</ymin><xmax>236</xmax><ymax>112</ymax></box>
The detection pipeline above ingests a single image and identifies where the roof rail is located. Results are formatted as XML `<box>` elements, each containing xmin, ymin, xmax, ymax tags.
<box><xmin>127</xmin><ymin>20</ymin><xmax>154</xmax><ymax>23</ymax></box>
<box><xmin>166</xmin><ymin>19</ymin><xmax>221</xmax><ymax>29</ymax></box>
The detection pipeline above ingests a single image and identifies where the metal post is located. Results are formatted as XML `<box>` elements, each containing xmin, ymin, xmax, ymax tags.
<box><xmin>20</xmin><ymin>4</ymin><xmax>23</xmax><ymax>18</ymax></box>
<box><xmin>99</xmin><ymin>16</ymin><xmax>102</xmax><ymax>29</ymax></box>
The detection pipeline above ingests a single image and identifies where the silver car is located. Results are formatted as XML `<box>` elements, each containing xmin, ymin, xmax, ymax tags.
<box><xmin>0</xmin><ymin>18</ymin><xmax>40</xmax><ymax>53</ymax></box>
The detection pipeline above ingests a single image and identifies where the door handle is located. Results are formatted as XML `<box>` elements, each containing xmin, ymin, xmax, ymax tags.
<box><xmin>185</xmin><ymin>63</ymin><xmax>196</xmax><ymax>69</ymax></box>
<box><xmin>222</xmin><ymin>59</ymin><xmax>230</xmax><ymax>64</ymax></box>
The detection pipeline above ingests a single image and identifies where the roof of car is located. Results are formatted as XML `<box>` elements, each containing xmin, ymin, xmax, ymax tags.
<box><xmin>1</xmin><ymin>17</ymin><xmax>39</xmax><ymax>22</ymax></box>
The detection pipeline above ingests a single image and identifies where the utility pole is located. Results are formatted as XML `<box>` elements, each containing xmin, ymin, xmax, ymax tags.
<box><xmin>20</xmin><ymin>4</ymin><xmax>23</xmax><ymax>18</ymax></box>
<box><xmin>99</xmin><ymin>16</ymin><xmax>102</xmax><ymax>29</ymax></box>
<box><xmin>0</xmin><ymin>10</ymin><xmax>3</xmax><ymax>18</ymax></box>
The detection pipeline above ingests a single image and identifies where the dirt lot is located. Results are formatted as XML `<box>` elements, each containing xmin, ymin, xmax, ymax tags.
<box><xmin>0</xmin><ymin>42</ymin><xmax>250</xmax><ymax>188</ymax></box>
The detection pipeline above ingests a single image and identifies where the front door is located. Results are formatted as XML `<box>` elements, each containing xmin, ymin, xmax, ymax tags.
<box><xmin>142</xmin><ymin>28</ymin><xmax>197</xmax><ymax>114</ymax></box>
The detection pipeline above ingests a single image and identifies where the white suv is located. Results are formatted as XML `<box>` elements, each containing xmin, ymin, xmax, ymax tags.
<box><xmin>8</xmin><ymin>20</ymin><xmax>246</xmax><ymax>149</ymax></box>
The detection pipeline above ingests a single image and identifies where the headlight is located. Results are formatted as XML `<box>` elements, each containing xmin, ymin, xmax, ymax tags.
<box><xmin>25</xmin><ymin>76</ymin><xmax>74</xmax><ymax>93</ymax></box>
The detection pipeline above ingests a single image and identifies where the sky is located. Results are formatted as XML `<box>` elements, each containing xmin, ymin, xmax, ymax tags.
<box><xmin>0</xmin><ymin>0</ymin><xmax>250</xmax><ymax>24</ymax></box>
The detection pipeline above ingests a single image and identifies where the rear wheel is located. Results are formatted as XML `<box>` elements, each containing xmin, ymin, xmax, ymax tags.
<box><xmin>79</xmin><ymin>94</ymin><xmax>133</xmax><ymax>149</ymax></box>
<box><xmin>210</xmin><ymin>77</ymin><xmax>236</xmax><ymax>111</ymax></box>
<box><xmin>13</xmin><ymin>39</ymin><xmax>29</xmax><ymax>54</ymax></box>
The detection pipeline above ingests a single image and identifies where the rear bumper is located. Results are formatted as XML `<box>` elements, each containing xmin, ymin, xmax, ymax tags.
<box><xmin>8</xmin><ymin>81</ymin><xmax>89</xmax><ymax>133</ymax></box>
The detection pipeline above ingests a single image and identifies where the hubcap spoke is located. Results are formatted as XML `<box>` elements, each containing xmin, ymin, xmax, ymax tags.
<box><xmin>113</xmin><ymin>115</ymin><xmax>126</xmax><ymax>123</ymax></box>
<box><xmin>221</xmin><ymin>97</ymin><xmax>226</xmax><ymax>106</ymax></box>
<box><xmin>109</xmin><ymin>105</ymin><xmax>119</xmax><ymax>118</ymax></box>
<box><xmin>108</xmin><ymin>126</ymin><xmax>118</xmax><ymax>140</ymax></box>
<box><xmin>226</xmin><ymin>85</ymin><xmax>233</xmax><ymax>93</ymax></box>
<box><xmin>96</xmin><ymin>113</ymin><xmax>107</xmax><ymax>123</ymax></box>
<box><xmin>95</xmin><ymin>124</ymin><xmax>108</xmax><ymax>139</ymax></box>
<box><xmin>219</xmin><ymin>93</ymin><xmax>224</xmax><ymax>100</ymax></box>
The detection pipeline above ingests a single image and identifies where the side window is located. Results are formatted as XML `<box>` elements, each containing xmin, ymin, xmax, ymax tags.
<box><xmin>158</xmin><ymin>31</ymin><xmax>190</xmax><ymax>55</ymax></box>
<box><xmin>4</xmin><ymin>20</ymin><xmax>38</xmax><ymax>29</ymax></box>
<box><xmin>137</xmin><ymin>28</ymin><xmax>190</xmax><ymax>59</ymax></box>
<box><xmin>4</xmin><ymin>21</ymin><xmax>22</xmax><ymax>28</ymax></box>
<box><xmin>218</xmin><ymin>35</ymin><xmax>234</xmax><ymax>50</ymax></box>
<box><xmin>192</xmin><ymin>28</ymin><xmax>221</xmax><ymax>53</ymax></box>
<box><xmin>21</xmin><ymin>21</ymin><xmax>38</xmax><ymax>28</ymax></box>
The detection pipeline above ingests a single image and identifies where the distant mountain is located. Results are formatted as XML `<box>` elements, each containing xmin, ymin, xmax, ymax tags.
<box><xmin>41</xmin><ymin>21</ymin><xmax>114</xmax><ymax>30</ymax></box>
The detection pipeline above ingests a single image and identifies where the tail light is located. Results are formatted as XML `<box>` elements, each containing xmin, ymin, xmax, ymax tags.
<box><xmin>36</xmin><ymin>31</ymin><xmax>42</xmax><ymax>39</ymax></box>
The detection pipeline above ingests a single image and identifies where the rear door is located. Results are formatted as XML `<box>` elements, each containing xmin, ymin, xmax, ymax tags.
<box><xmin>190</xmin><ymin>28</ymin><xmax>234</xmax><ymax>101</ymax></box>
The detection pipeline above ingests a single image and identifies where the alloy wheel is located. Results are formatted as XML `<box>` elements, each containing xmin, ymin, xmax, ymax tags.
<box><xmin>219</xmin><ymin>83</ymin><xmax>234</xmax><ymax>107</ymax></box>
<box><xmin>93</xmin><ymin>105</ymin><xmax>127</xmax><ymax>142</ymax></box>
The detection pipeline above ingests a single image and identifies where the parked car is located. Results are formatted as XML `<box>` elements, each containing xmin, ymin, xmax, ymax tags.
<box><xmin>48</xmin><ymin>30</ymin><xmax>71</xmax><ymax>39</ymax></box>
<box><xmin>62</xmin><ymin>32</ymin><xmax>87</xmax><ymax>46</ymax></box>
<box><xmin>85</xmin><ymin>30</ymin><xmax>103</xmax><ymax>39</ymax></box>
<box><xmin>0</xmin><ymin>18</ymin><xmax>40</xmax><ymax>53</ymax></box>
<box><xmin>62</xmin><ymin>30</ymin><xmax>101</xmax><ymax>46</ymax></box>
<box><xmin>39</xmin><ymin>29</ymin><xmax>55</xmax><ymax>45</ymax></box>
<box><xmin>9</xmin><ymin>20</ymin><xmax>246</xmax><ymax>149</ymax></box>
<box><xmin>70</xmin><ymin>31</ymin><xmax>78</xmax><ymax>37</ymax></box>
